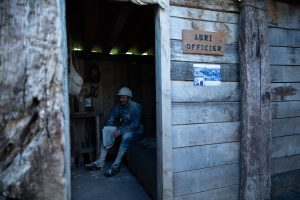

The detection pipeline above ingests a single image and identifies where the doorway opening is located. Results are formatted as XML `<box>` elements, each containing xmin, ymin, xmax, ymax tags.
<box><xmin>66</xmin><ymin>1</ymin><xmax>157</xmax><ymax>199</ymax></box>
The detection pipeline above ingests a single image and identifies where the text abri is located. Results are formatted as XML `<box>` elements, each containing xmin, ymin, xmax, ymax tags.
<box><xmin>182</xmin><ymin>29</ymin><xmax>225</xmax><ymax>56</ymax></box>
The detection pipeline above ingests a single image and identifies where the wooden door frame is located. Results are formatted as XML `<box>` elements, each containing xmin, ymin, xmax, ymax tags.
<box><xmin>154</xmin><ymin>2</ymin><xmax>173</xmax><ymax>200</ymax></box>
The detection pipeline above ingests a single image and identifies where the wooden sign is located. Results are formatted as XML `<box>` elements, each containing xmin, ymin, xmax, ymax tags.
<box><xmin>182</xmin><ymin>29</ymin><xmax>225</xmax><ymax>56</ymax></box>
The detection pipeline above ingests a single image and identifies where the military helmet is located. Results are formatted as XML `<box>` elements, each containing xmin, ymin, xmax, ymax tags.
<box><xmin>117</xmin><ymin>87</ymin><xmax>133</xmax><ymax>97</ymax></box>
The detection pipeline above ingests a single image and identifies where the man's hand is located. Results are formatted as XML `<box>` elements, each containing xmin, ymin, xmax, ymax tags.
<box><xmin>114</xmin><ymin>130</ymin><xmax>121</xmax><ymax>138</ymax></box>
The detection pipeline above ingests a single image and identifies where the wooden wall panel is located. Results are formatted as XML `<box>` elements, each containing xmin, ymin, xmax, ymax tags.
<box><xmin>170</xmin><ymin>17</ymin><xmax>238</xmax><ymax>44</ymax></box>
<box><xmin>173</xmin><ymin>142</ymin><xmax>239</xmax><ymax>172</ymax></box>
<box><xmin>271</xmin><ymin>169</ymin><xmax>300</xmax><ymax>197</ymax></box>
<box><xmin>174</xmin><ymin>164</ymin><xmax>239</xmax><ymax>196</ymax></box>
<box><xmin>171</xmin><ymin>40</ymin><xmax>239</xmax><ymax>63</ymax></box>
<box><xmin>270</xmin><ymin>47</ymin><xmax>300</xmax><ymax>65</ymax></box>
<box><xmin>272</xmin><ymin>155</ymin><xmax>300</xmax><ymax>175</ymax></box>
<box><xmin>172</xmin><ymin>102</ymin><xmax>240</xmax><ymax>125</ymax></box>
<box><xmin>272</xmin><ymin>135</ymin><xmax>300</xmax><ymax>159</ymax></box>
<box><xmin>272</xmin><ymin>83</ymin><xmax>300</xmax><ymax>101</ymax></box>
<box><xmin>271</xmin><ymin>65</ymin><xmax>300</xmax><ymax>83</ymax></box>
<box><xmin>172</xmin><ymin>122</ymin><xmax>240</xmax><ymax>148</ymax></box>
<box><xmin>272</xmin><ymin>117</ymin><xmax>300</xmax><ymax>137</ymax></box>
<box><xmin>269</xmin><ymin>27</ymin><xmax>300</xmax><ymax>47</ymax></box>
<box><xmin>174</xmin><ymin>185</ymin><xmax>239</xmax><ymax>200</ymax></box>
<box><xmin>272</xmin><ymin>101</ymin><xmax>300</xmax><ymax>119</ymax></box>
<box><xmin>171</xmin><ymin>81</ymin><xmax>240</xmax><ymax>102</ymax></box>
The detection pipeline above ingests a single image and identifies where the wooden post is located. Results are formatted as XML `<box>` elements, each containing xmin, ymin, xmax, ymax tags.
<box><xmin>239</xmin><ymin>0</ymin><xmax>272</xmax><ymax>200</ymax></box>
<box><xmin>0</xmin><ymin>1</ymin><xmax>69</xmax><ymax>199</ymax></box>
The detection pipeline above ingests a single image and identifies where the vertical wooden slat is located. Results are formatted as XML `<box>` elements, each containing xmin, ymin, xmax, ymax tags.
<box><xmin>155</xmin><ymin>1</ymin><xmax>173</xmax><ymax>199</ymax></box>
<box><xmin>239</xmin><ymin>1</ymin><xmax>272</xmax><ymax>200</ymax></box>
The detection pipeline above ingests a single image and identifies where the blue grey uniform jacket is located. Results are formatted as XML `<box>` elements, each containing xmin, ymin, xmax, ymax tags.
<box><xmin>106</xmin><ymin>100</ymin><xmax>144</xmax><ymax>136</ymax></box>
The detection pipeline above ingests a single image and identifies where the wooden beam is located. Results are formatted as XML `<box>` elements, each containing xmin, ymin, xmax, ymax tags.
<box><xmin>239</xmin><ymin>1</ymin><xmax>272</xmax><ymax>200</ymax></box>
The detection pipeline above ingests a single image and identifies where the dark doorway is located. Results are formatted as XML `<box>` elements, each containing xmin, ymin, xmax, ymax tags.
<box><xmin>66</xmin><ymin>1</ymin><xmax>157</xmax><ymax>199</ymax></box>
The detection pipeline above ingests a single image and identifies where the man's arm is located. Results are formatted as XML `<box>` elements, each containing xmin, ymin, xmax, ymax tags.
<box><xmin>118</xmin><ymin>104</ymin><xmax>142</xmax><ymax>134</ymax></box>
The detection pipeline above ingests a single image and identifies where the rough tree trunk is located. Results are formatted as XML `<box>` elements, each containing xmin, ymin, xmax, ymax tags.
<box><xmin>0</xmin><ymin>1</ymin><xmax>69</xmax><ymax>199</ymax></box>
<box><xmin>239</xmin><ymin>0</ymin><xmax>271</xmax><ymax>200</ymax></box>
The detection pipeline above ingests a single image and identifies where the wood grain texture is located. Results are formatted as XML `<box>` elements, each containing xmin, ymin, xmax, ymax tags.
<box><xmin>273</xmin><ymin>101</ymin><xmax>300</xmax><ymax>119</ymax></box>
<box><xmin>170</xmin><ymin>17</ymin><xmax>238</xmax><ymax>44</ymax></box>
<box><xmin>171</xmin><ymin>40</ymin><xmax>239</xmax><ymax>63</ymax></box>
<box><xmin>173</xmin><ymin>142</ymin><xmax>240</xmax><ymax>172</ymax></box>
<box><xmin>271</xmin><ymin>65</ymin><xmax>300</xmax><ymax>83</ymax></box>
<box><xmin>270</xmin><ymin>47</ymin><xmax>300</xmax><ymax>65</ymax></box>
<box><xmin>239</xmin><ymin>1</ymin><xmax>271</xmax><ymax>199</ymax></box>
<box><xmin>269</xmin><ymin>27</ymin><xmax>300</xmax><ymax>47</ymax></box>
<box><xmin>170</xmin><ymin>6</ymin><xmax>239</xmax><ymax>23</ymax></box>
<box><xmin>272</xmin><ymin>117</ymin><xmax>300</xmax><ymax>137</ymax></box>
<box><xmin>169</xmin><ymin>0</ymin><xmax>240</xmax><ymax>13</ymax></box>
<box><xmin>172</xmin><ymin>122</ymin><xmax>240</xmax><ymax>148</ymax></box>
<box><xmin>174</xmin><ymin>185</ymin><xmax>239</xmax><ymax>200</ymax></box>
<box><xmin>271</xmin><ymin>155</ymin><xmax>300</xmax><ymax>175</ymax></box>
<box><xmin>272</xmin><ymin>83</ymin><xmax>300</xmax><ymax>101</ymax></box>
<box><xmin>271</xmin><ymin>169</ymin><xmax>300</xmax><ymax>197</ymax></box>
<box><xmin>172</xmin><ymin>102</ymin><xmax>240</xmax><ymax>125</ymax></box>
<box><xmin>0</xmin><ymin>1</ymin><xmax>68</xmax><ymax>199</ymax></box>
<box><xmin>174</xmin><ymin>164</ymin><xmax>239</xmax><ymax>196</ymax></box>
<box><xmin>171</xmin><ymin>81</ymin><xmax>240</xmax><ymax>102</ymax></box>
<box><xmin>272</xmin><ymin>135</ymin><xmax>300</xmax><ymax>159</ymax></box>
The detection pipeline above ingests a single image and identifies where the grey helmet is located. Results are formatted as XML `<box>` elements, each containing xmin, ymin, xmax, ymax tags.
<box><xmin>117</xmin><ymin>87</ymin><xmax>133</xmax><ymax>97</ymax></box>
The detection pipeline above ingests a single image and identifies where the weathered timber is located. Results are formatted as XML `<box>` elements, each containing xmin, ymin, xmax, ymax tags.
<box><xmin>271</xmin><ymin>169</ymin><xmax>300</xmax><ymax>197</ymax></box>
<box><xmin>170</xmin><ymin>6</ymin><xmax>239</xmax><ymax>24</ymax></box>
<box><xmin>171</xmin><ymin>81</ymin><xmax>240</xmax><ymax>102</ymax></box>
<box><xmin>173</xmin><ymin>142</ymin><xmax>239</xmax><ymax>172</ymax></box>
<box><xmin>171</xmin><ymin>61</ymin><xmax>239</xmax><ymax>82</ymax></box>
<box><xmin>170</xmin><ymin>17</ymin><xmax>238</xmax><ymax>44</ymax></box>
<box><xmin>174</xmin><ymin>164</ymin><xmax>239</xmax><ymax>196</ymax></box>
<box><xmin>271</xmin><ymin>65</ymin><xmax>300</xmax><ymax>83</ymax></box>
<box><xmin>172</xmin><ymin>102</ymin><xmax>240</xmax><ymax>125</ymax></box>
<box><xmin>172</xmin><ymin>122</ymin><xmax>240</xmax><ymax>148</ymax></box>
<box><xmin>267</xmin><ymin>0</ymin><xmax>300</xmax><ymax>29</ymax></box>
<box><xmin>272</xmin><ymin>135</ymin><xmax>300</xmax><ymax>159</ymax></box>
<box><xmin>271</xmin><ymin>154</ymin><xmax>300</xmax><ymax>175</ymax></box>
<box><xmin>169</xmin><ymin>0</ymin><xmax>240</xmax><ymax>13</ymax></box>
<box><xmin>272</xmin><ymin>117</ymin><xmax>300</xmax><ymax>137</ymax></box>
<box><xmin>272</xmin><ymin>101</ymin><xmax>300</xmax><ymax>119</ymax></box>
<box><xmin>239</xmin><ymin>0</ymin><xmax>272</xmax><ymax>200</ymax></box>
<box><xmin>270</xmin><ymin>47</ymin><xmax>300</xmax><ymax>65</ymax></box>
<box><xmin>0</xmin><ymin>1</ymin><xmax>69</xmax><ymax>200</ymax></box>
<box><xmin>269</xmin><ymin>27</ymin><xmax>300</xmax><ymax>47</ymax></box>
<box><xmin>272</xmin><ymin>83</ymin><xmax>300</xmax><ymax>101</ymax></box>
<box><xmin>155</xmin><ymin>2</ymin><xmax>173</xmax><ymax>199</ymax></box>
<box><xmin>171</xmin><ymin>40</ymin><xmax>239</xmax><ymax>63</ymax></box>
<box><xmin>174</xmin><ymin>185</ymin><xmax>239</xmax><ymax>200</ymax></box>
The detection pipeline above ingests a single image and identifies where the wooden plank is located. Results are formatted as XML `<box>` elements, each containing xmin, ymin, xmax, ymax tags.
<box><xmin>174</xmin><ymin>185</ymin><xmax>239</xmax><ymax>200</ymax></box>
<box><xmin>271</xmin><ymin>155</ymin><xmax>300</xmax><ymax>175</ymax></box>
<box><xmin>273</xmin><ymin>101</ymin><xmax>300</xmax><ymax>119</ymax></box>
<box><xmin>271</xmin><ymin>65</ymin><xmax>300</xmax><ymax>83</ymax></box>
<box><xmin>171</xmin><ymin>81</ymin><xmax>240</xmax><ymax>102</ymax></box>
<box><xmin>172</xmin><ymin>102</ymin><xmax>240</xmax><ymax>125</ymax></box>
<box><xmin>267</xmin><ymin>0</ymin><xmax>300</xmax><ymax>29</ymax></box>
<box><xmin>172</xmin><ymin>122</ymin><xmax>240</xmax><ymax>148</ymax></box>
<box><xmin>272</xmin><ymin>135</ymin><xmax>300</xmax><ymax>159</ymax></box>
<box><xmin>170</xmin><ymin>6</ymin><xmax>239</xmax><ymax>24</ymax></box>
<box><xmin>171</xmin><ymin>40</ymin><xmax>239</xmax><ymax>63</ymax></box>
<box><xmin>269</xmin><ymin>27</ymin><xmax>300</xmax><ymax>47</ymax></box>
<box><xmin>271</xmin><ymin>169</ymin><xmax>300</xmax><ymax>197</ymax></box>
<box><xmin>169</xmin><ymin>0</ymin><xmax>240</xmax><ymax>13</ymax></box>
<box><xmin>272</xmin><ymin>117</ymin><xmax>300</xmax><ymax>137</ymax></box>
<box><xmin>272</xmin><ymin>83</ymin><xmax>300</xmax><ymax>101</ymax></box>
<box><xmin>173</xmin><ymin>142</ymin><xmax>239</xmax><ymax>172</ymax></box>
<box><xmin>174</xmin><ymin>164</ymin><xmax>239</xmax><ymax>196</ymax></box>
<box><xmin>155</xmin><ymin>3</ymin><xmax>173</xmax><ymax>200</ymax></box>
<box><xmin>170</xmin><ymin>17</ymin><xmax>238</xmax><ymax>44</ymax></box>
<box><xmin>171</xmin><ymin>61</ymin><xmax>239</xmax><ymax>82</ymax></box>
<box><xmin>270</xmin><ymin>47</ymin><xmax>300</xmax><ymax>65</ymax></box>
<box><xmin>239</xmin><ymin>1</ymin><xmax>271</xmax><ymax>199</ymax></box>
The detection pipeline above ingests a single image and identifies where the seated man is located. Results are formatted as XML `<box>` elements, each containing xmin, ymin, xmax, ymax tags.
<box><xmin>86</xmin><ymin>87</ymin><xmax>144</xmax><ymax>177</ymax></box>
